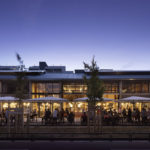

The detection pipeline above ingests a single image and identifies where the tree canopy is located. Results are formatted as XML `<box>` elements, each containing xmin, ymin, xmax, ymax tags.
<box><xmin>83</xmin><ymin>57</ymin><xmax>104</xmax><ymax>106</ymax></box>
<box><xmin>15</xmin><ymin>53</ymin><xmax>27</xmax><ymax>101</ymax></box>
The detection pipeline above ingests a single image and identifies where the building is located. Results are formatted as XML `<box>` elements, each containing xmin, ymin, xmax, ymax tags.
<box><xmin>0</xmin><ymin>62</ymin><xmax>150</xmax><ymax>115</ymax></box>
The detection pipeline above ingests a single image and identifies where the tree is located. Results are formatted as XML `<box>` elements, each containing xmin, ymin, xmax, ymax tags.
<box><xmin>15</xmin><ymin>53</ymin><xmax>27</xmax><ymax>131</ymax></box>
<box><xmin>83</xmin><ymin>57</ymin><xmax>104</xmax><ymax>132</ymax></box>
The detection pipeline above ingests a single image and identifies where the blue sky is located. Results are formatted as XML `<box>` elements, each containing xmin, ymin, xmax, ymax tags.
<box><xmin>0</xmin><ymin>0</ymin><xmax>150</xmax><ymax>70</ymax></box>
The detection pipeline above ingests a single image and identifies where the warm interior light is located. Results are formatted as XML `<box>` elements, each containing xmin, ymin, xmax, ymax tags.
<box><xmin>10</xmin><ymin>102</ymin><xmax>17</xmax><ymax>108</ymax></box>
<box><xmin>97</xmin><ymin>103</ymin><xmax>101</xmax><ymax>106</ymax></box>
<box><xmin>78</xmin><ymin>103</ymin><xmax>82</xmax><ymax>108</ymax></box>
<box><xmin>24</xmin><ymin>103</ymin><xmax>30</xmax><ymax>107</ymax></box>
<box><xmin>46</xmin><ymin>103</ymin><xmax>49</xmax><ymax>106</ymax></box>
<box><xmin>69</xmin><ymin>103</ymin><xmax>73</xmax><ymax>108</ymax></box>
<box><xmin>3</xmin><ymin>103</ymin><xmax>8</xmax><ymax>108</ymax></box>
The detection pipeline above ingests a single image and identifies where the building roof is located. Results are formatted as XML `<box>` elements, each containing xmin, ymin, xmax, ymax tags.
<box><xmin>1</xmin><ymin>73</ymin><xmax>150</xmax><ymax>80</ymax></box>
<box><xmin>1</xmin><ymin>62</ymin><xmax>150</xmax><ymax>81</ymax></box>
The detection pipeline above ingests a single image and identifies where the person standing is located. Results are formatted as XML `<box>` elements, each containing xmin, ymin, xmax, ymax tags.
<box><xmin>59</xmin><ymin>108</ymin><xmax>65</xmax><ymax>123</ymax></box>
<box><xmin>5</xmin><ymin>109</ymin><xmax>9</xmax><ymax>124</ymax></box>
<box><xmin>53</xmin><ymin>109</ymin><xmax>58</xmax><ymax>124</ymax></box>
<box><xmin>128</xmin><ymin>108</ymin><xmax>132</xmax><ymax>123</ymax></box>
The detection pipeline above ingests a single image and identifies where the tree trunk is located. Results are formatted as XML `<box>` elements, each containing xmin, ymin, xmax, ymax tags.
<box><xmin>100</xmin><ymin>105</ymin><xmax>103</xmax><ymax>133</ymax></box>
<box><xmin>88</xmin><ymin>103</ymin><xmax>95</xmax><ymax>133</ymax></box>
<box><xmin>26</xmin><ymin>113</ymin><xmax>30</xmax><ymax>134</ymax></box>
<box><xmin>17</xmin><ymin>101</ymin><xmax>24</xmax><ymax>132</ymax></box>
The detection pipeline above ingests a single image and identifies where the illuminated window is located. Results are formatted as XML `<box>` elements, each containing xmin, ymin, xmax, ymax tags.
<box><xmin>103</xmin><ymin>81</ymin><xmax>119</xmax><ymax>93</ymax></box>
<box><xmin>32</xmin><ymin>82</ymin><xmax>61</xmax><ymax>94</ymax></box>
<box><xmin>122</xmin><ymin>81</ymin><xmax>149</xmax><ymax>93</ymax></box>
<box><xmin>63</xmin><ymin>83</ymin><xmax>87</xmax><ymax>94</ymax></box>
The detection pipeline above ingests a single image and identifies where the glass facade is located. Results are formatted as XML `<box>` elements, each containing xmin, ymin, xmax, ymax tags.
<box><xmin>1</xmin><ymin>81</ymin><xmax>29</xmax><ymax>95</ymax></box>
<box><xmin>31</xmin><ymin>82</ymin><xmax>61</xmax><ymax>98</ymax></box>
<box><xmin>2</xmin><ymin>81</ymin><xmax>17</xmax><ymax>94</ymax></box>
<box><xmin>103</xmin><ymin>94</ymin><xmax>119</xmax><ymax>100</ymax></box>
<box><xmin>122</xmin><ymin>81</ymin><xmax>149</xmax><ymax>93</ymax></box>
<box><xmin>63</xmin><ymin>94</ymin><xmax>86</xmax><ymax>101</ymax></box>
<box><xmin>32</xmin><ymin>82</ymin><xmax>61</xmax><ymax>94</ymax></box>
<box><xmin>103</xmin><ymin>81</ymin><xmax>119</xmax><ymax>93</ymax></box>
<box><xmin>0</xmin><ymin>78</ymin><xmax>150</xmax><ymax>100</ymax></box>
<box><xmin>32</xmin><ymin>94</ymin><xmax>60</xmax><ymax>99</ymax></box>
<box><xmin>63</xmin><ymin>83</ymin><xmax>87</xmax><ymax>94</ymax></box>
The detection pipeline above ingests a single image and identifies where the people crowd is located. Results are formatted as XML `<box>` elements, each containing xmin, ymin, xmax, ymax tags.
<box><xmin>102</xmin><ymin>107</ymin><xmax>150</xmax><ymax>125</ymax></box>
<box><xmin>0</xmin><ymin>109</ymin><xmax>16</xmax><ymax>125</ymax></box>
<box><xmin>1</xmin><ymin>107</ymin><xmax>150</xmax><ymax>126</ymax></box>
<box><xmin>42</xmin><ymin>108</ymin><xmax>75</xmax><ymax>125</ymax></box>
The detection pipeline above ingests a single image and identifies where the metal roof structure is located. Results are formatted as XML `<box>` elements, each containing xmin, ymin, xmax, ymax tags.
<box><xmin>0</xmin><ymin>62</ymin><xmax>150</xmax><ymax>81</ymax></box>
<box><xmin>1</xmin><ymin>73</ymin><xmax>150</xmax><ymax>80</ymax></box>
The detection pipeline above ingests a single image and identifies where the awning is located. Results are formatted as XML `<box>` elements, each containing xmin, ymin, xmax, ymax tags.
<box><xmin>0</xmin><ymin>96</ymin><xmax>19</xmax><ymax>102</ymax></box>
<box><xmin>119</xmin><ymin>96</ymin><xmax>150</xmax><ymax>102</ymax></box>
<box><xmin>74</xmin><ymin>97</ymin><xmax>114</xmax><ymax>102</ymax></box>
<box><xmin>25</xmin><ymin>96</ymin><xmax>68</xmax><ymax>103</ymax></box>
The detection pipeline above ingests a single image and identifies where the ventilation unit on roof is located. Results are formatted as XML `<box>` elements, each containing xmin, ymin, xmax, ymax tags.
<box><xmin>75</xmin><ymin>70</ymin><xmax>85</xmax><ymax>73</ymax></box>
<box><xmin>39</xmin><ymin>62</ymin><xmax>48</xmax><ymax>70</ymax></box>
<box><xmin>0</xmin><ymin>66</ymin><xmax>19</xmax><ymax>70</ymax></box>
<box><xmin>100</xmin><ymin>69</ymin><xmax>113</xmax><ymax>72</ymax></box>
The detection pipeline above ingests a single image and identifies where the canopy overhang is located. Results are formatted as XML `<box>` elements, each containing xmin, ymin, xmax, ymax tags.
<box><xmin>26</xmin><ymin>96</ymin><xmax>68</xmax><ymax>103</ymax></box>
<box><xmin>74</xmin><ymin>97</ymin><xmax>114</xmax><ymax>102</ymax></box>
<box><xmin>119</xmin><ymin>96</ymin><xmax>150</xmax><ymax>103</ymax></box>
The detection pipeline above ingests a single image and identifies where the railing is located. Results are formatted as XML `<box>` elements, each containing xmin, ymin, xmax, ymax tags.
<box><xmin>1</xmin><ymin>116</ymin><xmax>150</xmax><ymax>126</ymax></box>
<box><xmin>0</xmin><ymin>132</ymin><xmax>150</xmax><ymax>140</ymax></box>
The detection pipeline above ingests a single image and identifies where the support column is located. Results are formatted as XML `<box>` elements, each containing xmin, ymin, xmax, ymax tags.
<box><xmin>61</xmin><ymin>82</ymin><xmax>63</xmax><ymax>98</ymax></box>
<box><xmin>29</xmin><ymin>81</ymin><xmax>32</xmax><ymax>99</ymax></box>
<box><xmin>8</xmin><ymin>103</ymin><xmax>10</xmax><ymax>135</ymax></box>
<box><xmin>149</xmin><ymin>82</ymin><xmax>150</xmax><ymax>93</ymax></box>
<box><xmin>49</xmin><ymin>102</ymin><xmax>51</xmax><ymax>111</ymax></box>
<box><xmin>119</xmin><ymin>80</ymin><xmax>123</xmax><ymax>99</ymax></box>
<box><xmin>0</xmin><ymin>102</ymin><xmax>2</xmax><ymax>113</ymax></box>
<box><xmin>118</xmin><ymin>80</ymin><xmax>123</xmax><ymax>111</ymax></box>
<box><xmin>60</xmin><ymin>102</ymin><xmax>63</xmax><ymax>111</ymax></box>
<box><xmin>52</xmin><ymin>103</ymin><xmax>53</xmax><ymax>112</ymax></box>
<box><xmin>0</xmin><ymin>81</ymin><xmax>2</xmax><ymax>97</ymax></box>
<box><xmin>30</xmin><ymin>103</ymin><xmax>33</xmax><ymax>113</ymax></box>
<box><xmin>38</xmin><ymin>103</ymin><xmax>41</xmax><ymax>117</ymax></box>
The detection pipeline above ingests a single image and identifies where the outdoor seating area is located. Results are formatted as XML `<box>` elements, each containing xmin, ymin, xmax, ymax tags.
<box><xmin>0</xmin><ymin>96</ymin><xmax>150</xmax><ymax>126</ymax></box>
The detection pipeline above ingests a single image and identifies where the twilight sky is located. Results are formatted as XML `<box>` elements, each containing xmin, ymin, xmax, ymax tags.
<box><xmin>0</xmin><ymin>0</ymin><xmax>150</xmax><ymax>71</ymax></box>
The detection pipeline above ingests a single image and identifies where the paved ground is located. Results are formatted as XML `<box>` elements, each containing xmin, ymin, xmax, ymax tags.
<box><xmin>0</xmin><ymin>140</ymin><xmax>150</xmax><ymax>150</ymax></box>
<box><xmin>1</xmin><ymin>126</ymin><xmax>150</xmax><ymax>140</ymax></box>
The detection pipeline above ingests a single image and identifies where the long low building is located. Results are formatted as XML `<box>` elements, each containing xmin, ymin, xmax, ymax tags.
<box><xmin>0</xmin><ymin>61</ymin><xmax>150</xmax><ymax>116</ymax></box>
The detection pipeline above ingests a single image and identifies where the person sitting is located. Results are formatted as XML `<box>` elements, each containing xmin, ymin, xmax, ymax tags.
<box><xmin>30</xmin><ymin>109</ymin><xmax>37</xmax><ymax>121</ymax></box>
<box><xmin>112</xmin><ymin>109</ymin><xmax>119</xmax><ymax>125</ymax></box>
<box><xmin>103</xmin><ymin>111</ymin><xmax>109</xmax><ymax>125</ymax></box>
